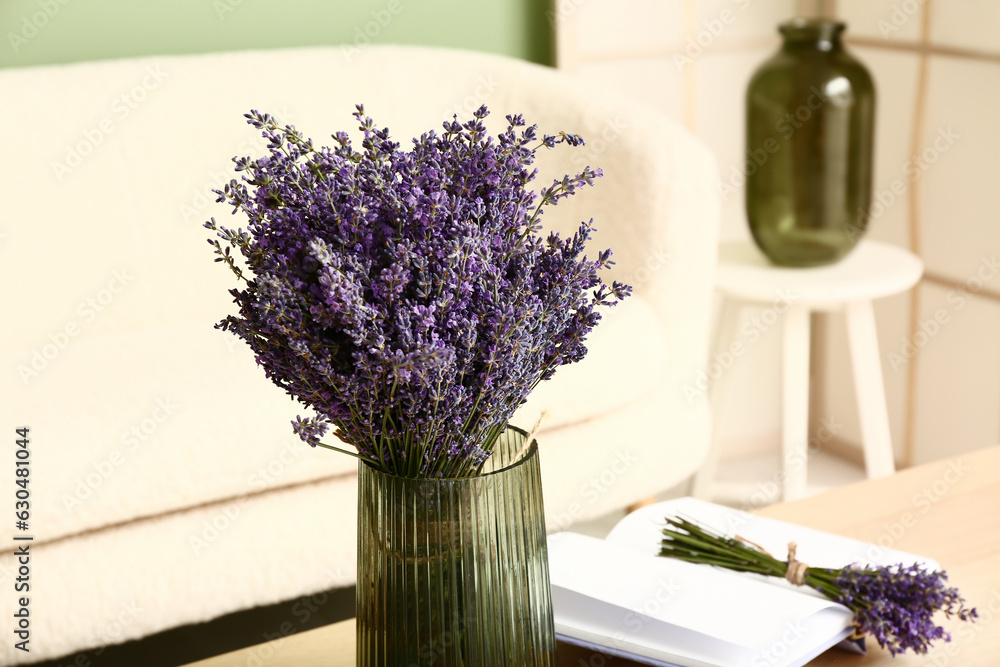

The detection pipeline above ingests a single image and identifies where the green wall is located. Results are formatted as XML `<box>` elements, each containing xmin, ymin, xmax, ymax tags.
<box><xmin>1</xmin><ymin>0</ymin><xmax>553</xmax><ymax>68</ymax></box>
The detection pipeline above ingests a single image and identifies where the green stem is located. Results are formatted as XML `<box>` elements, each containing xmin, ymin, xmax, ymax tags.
<box><xmin>314</xmin><ymin>441</ymin><xmax>379</xmax><ymax>466</ymax></box>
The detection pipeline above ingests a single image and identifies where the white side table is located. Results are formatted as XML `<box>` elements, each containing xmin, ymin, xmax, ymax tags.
<box><xmin>693</xmin><ymin>239</ymin><xmax>924</xmax><ymax>501</ymax></box>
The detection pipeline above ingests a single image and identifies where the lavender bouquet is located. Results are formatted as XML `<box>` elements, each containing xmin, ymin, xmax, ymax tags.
<box><xmin>206</xmin><ymin>105</ymin><xmax>628</xmax><ymax>479</ymax></box>
<box><xmin>659</xmin><ymin>516</ymin><xmax>977</xmax><ymax>656</ymax></box>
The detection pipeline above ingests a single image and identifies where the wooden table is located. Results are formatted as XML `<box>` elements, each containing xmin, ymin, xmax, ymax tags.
<box><xmin>185</xmin><ymin>447</ymin><xmax>999</xmax><ymax>666</ymax></box>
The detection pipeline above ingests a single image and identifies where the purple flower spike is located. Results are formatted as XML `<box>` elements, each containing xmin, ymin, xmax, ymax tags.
<box><xmin>206</xmin><ymin>106</ymin><xmax>628</xmax><ymax>478</ymax></box>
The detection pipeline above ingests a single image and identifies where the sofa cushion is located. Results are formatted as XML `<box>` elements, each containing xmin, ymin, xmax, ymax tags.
<box><xmin>0</xmin><ymin>476</ymin><xmax>358</xmax><ymax>666</ymax></box>
<box><xmin>512</xmin><ymin>295</ymin><xmax>667</xmax><ymax>431</ymax></box>
<box><xmin>8</xmin><ymin>322</ymin><xmax>357</xmax><ymax>546</ymax></box>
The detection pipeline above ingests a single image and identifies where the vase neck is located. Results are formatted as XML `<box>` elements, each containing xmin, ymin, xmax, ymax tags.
<box><xmin>779</xmin><ymin>18</ymin><xmax>845</xmax><ymax>52</ymax></box>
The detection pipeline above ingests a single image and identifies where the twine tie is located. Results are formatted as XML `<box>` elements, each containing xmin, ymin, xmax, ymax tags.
<box><xmin>785</xmin><ymin>542</ymin><xmax>808</xmax><ymax>586</ymax></box>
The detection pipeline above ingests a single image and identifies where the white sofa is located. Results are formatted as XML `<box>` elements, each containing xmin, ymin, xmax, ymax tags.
<box><xmin>1</xmin><ymin>45</ymin><xmax>719</xmax><ymax>663</ymax></box>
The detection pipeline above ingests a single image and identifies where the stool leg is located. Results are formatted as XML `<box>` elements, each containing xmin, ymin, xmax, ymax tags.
<box><xmin>782</xmin><ymin>305</ymin><xmax>811</xmax><ymax>501</ymax></box>
<box><xmin>692</xmin><ymin>297</ymin><xmax>744</xmax><ymax>500</ymax></box>
<box><xmin>845</xmin><ymin>300</ymin><xmax>896</xmax><ymax>478</ymax></box>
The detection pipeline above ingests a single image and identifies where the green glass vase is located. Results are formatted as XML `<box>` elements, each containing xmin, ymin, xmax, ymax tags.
<box><xmin>745</xmin><ymin>18</ymin><xmax>875</xmax><ymax>267</ymax></box>
<box><xmin>356</xmin><ymin>427</ymin><xmax>556</xmax><ymax>666</ymax></box>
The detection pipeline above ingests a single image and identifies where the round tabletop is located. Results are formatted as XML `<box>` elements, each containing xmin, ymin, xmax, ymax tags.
<box><xmin>715</xmin><ymin>240</ymin><xmax>924</xmax><ymax>307</ymax></box>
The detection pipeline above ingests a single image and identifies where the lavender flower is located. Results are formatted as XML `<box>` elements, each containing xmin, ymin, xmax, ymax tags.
<box><xmin>833</xmin><ymin>563</ymin><xmax>977</xmax><ymax>656</ymax></box>
<box><xmin>206</xmin><ymin>105</ymin><xmax>629</xmax><ymax>478</ymax></box>
<box><xmin>658</xmin><ymin>516</ymin><xmax>977</xmax><ymax>656</ymax></box>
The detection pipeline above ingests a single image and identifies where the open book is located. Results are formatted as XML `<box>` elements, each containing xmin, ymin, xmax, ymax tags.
<box><xmin>548</xmin><ymin>497</ymin><xmax>939</xmax><ymax>667</ymax></box>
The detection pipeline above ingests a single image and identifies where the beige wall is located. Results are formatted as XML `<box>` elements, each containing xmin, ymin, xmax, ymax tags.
<box><xmin>554</xmin><ymin>0</ymin><xmax>1000</xmax><ymax>466</ymax></box>
<box><xmin>818</xmin><ymin>0</ymin><xmax>1000</xmax><ymax>466</ymax></box>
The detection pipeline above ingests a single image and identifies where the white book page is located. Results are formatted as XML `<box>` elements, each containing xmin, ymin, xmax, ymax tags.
<box><xmin>548</xmin><ymin>532</ymin><xmax>853</xmax><ymax>667</ymax></box>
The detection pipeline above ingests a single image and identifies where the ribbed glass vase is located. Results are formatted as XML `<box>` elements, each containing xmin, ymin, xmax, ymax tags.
<box><xmin>356</xmin><ymin>427</ymin><xmax>556</xmax><ymax>666</ymax></box>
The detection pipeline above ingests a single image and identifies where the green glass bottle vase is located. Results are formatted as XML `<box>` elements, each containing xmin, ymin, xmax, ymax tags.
<box><xmin>356</xmin><ymin>426</ymin><xmax>556</xmax><ymax>666</ymax></box>
<box><xmin>745</xmin><ymin>18</ymin><xmax>875</xmax><ymax>267</ymax></box>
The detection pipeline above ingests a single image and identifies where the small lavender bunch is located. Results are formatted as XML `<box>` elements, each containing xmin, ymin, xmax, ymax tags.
<box><xmin>205</xmin><ymin>105</ymin><xmax>629</xmax><ymax>478</ymax></box>
<box><xmin>659</xmin><ymin>516</ymin><xmax>977</xmax><ymax>656</ymax></box>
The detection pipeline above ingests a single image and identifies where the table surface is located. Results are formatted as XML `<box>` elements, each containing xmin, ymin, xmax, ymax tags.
<box><xmin>715</xmin><ymin>240</ymin><xmax>924</xmax><ymax>307</ymax></box>
<box><xmin>184</xmin><ymin>446</ymin><xmax>999</xmax><ymax>667</ymax></box>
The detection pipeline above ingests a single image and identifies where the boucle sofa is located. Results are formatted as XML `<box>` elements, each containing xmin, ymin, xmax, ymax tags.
<box><xmin>1</xmin><ymin>45</ymin><xmax>719</xmax><ymax>663</ymax></box>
